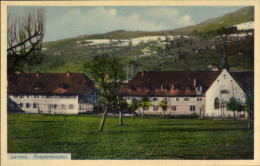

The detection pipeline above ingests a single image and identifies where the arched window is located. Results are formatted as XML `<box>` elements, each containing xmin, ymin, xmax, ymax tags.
<box><xmin>221</xmin><ymin>90</ymin><xmax>229</xmax><ymax>94</ymax></box>
<box><xmin>214</xmin><ymin>97</ymin><xmax>220</xmax><ymax>109</ymax></box>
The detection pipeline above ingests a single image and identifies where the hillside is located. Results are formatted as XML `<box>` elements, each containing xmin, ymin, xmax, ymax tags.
<box><xmin>77</xmin><ymin>6</ymin><xmax>254</xmax><ymax>39</ymax></box>
<box><xmin>18</xmin><ymin>6</ymin><xmax>254</xmax><ymax>78</ymax></box>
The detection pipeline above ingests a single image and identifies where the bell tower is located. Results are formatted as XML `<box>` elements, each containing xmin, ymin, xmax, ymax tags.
<box><xmin>222</xmin><ymin>34</ymin><xmax>229</xmax><ymax>70</ymax></box>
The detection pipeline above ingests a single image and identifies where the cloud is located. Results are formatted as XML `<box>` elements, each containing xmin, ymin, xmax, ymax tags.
<box><xmin>178</xmin><ymin>14</ymin><xmax>193</xmax><ymax>26</ymax></box>
<box><xmin>45</xmin><ymin>7</ymin><xmax>194</xmax><ymax>41</ymax></box>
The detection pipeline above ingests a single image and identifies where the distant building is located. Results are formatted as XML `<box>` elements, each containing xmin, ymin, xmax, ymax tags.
<box><xmin>8</xmin><ymin>72</ymin><xmax>96</xmax><ymax>114</ymax></box>
<box><xmin>207</xmin><ymin>62</ymin><xmax>219</xmax><ymax>71</ymax></box>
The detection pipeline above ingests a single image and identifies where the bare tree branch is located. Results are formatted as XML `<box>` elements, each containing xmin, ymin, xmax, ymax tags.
<box><xmin>7</xmin><ymin>7</ymin><xmax>46</xmax><ymax>72</ymax></box>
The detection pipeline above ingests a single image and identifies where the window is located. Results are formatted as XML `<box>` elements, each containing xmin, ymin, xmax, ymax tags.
<box><xmin>143</xmin><ymin>107</ymin><xmax>148</xmax><ymax>111</ymax></box>
<box><xmin>176</xmin><ymin>98</ymin><xmax>179</xmax><ymax>101</ymax></box>
<box><xmin>190</xmin><ymin>106</ymin><xmax>195</xmax><ymax>111</ymax></box>
<box><xmin>214</xmin><ymin>98</ymin><xmax>220</xmax><ymax>109</ymax></box>
<box><xmin>62</xmin><ymin>104</ymin><xmax>66</xmax><ymax>110</ymax></box>
<box><xmin>26</xmin><ymin>95</ymin><xmax>29</xmax><ymax>98</ymax></box>
<box><xmin>171</xmin><ymin>106</ymin><xmax>176</xmax><ymax>111</ymax></box>
<box><xmin>33</xmin><ymin>103</ymin><xmax>37</xmax><ymax>108</ymax></box>
<box><xmin>26</xmin><ymin>103</ymin><xmax>30</xmax><ymax>108</ymax></box>
<box><xmin>153</xmin><ymin>106</ymin><xmax>158</xmax><ymax>111</ymax></box>
<box><xmin>20</xmin><ymin>103</ymin><xmax>23</xmax><ymax>108</ymax></box>
<box><xmin>69</xmin><ymin>104</ymin><xmax>74</xmax><ymax>109</ymax></box>
<box><xmin>221</xmin><ymin>90</ymin><xmax>229</xmax><ymax>94</ymax></box>
<box><xmin>197</xmin><ymin>86</ymin><xmax>201</xmax><ymax>91</ymax></box>
<box><xmin>54</xmin><ymin>104</ymin><xmax>57</xmax><ymax>109</ymax></box>
<box><xmin>164</xmin><ymin>98</ymin><xmax>167</xmax><ymax>101</ymax></box>
<box><xmin>13</xmin><ymin>95</ymin><xmax>18</xmax><ymax>98</ymax></box>
<box><xmin>153</xmin><ymin>98</ymin><xmax>157</xmax><ymax>101</ymax></box>
<box><xmin>184</xmin><ymin>98</ymin><xmax>189</xmax><ymax>101</ymax></box>
<box><xmin>49</xmin><ymin>104</ymin><xmax>54</xmax><ymax>109</ymax></box>
<box><xmin>20</xmin><ymin>95</ymin><xmax>24</xmax><ymax>98</ymax></box>
<box><xmin>197</xmin><ymin>98</ymin><xmax>202</xmax><ymax>101</ymax></box>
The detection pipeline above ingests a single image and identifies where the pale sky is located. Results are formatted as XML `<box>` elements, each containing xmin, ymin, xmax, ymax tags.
<box><xmin>8</xmin><ymin>6</ymin><xmax>247</xmax><ymax>42</ymax></box>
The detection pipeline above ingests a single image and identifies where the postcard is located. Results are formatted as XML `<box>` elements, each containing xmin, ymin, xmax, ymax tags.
<box><xmin>1</xmin><ymin>1</ymin><xmax>260</xmax><ymax>166</ymax></box>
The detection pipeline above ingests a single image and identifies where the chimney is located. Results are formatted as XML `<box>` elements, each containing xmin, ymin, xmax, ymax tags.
<box><xmin>36</xmin><ymin>71</ymin><xmax>39</xmax><ymax>77</ymax></box>
<box><xmin>66</xmin><ymin>71</ymin><xmax>70</xmax><ymax>77</ymax></box>
<box><xmin>171</xmin><ymin>84</ymin><xmax>174</xmax><ymax>90</ymax></box>
<box><xmin>193</xmin><ymin>79</ymin><xmax>196</xmax><ymax>87</ymax></box>
<box><xmin>161</xmin><ymin>84</ymin><xmax>163</xmax><ymax>91</ymax></box>
<box><xmin>141</xmin><ymin>71</ymin><xmax>144</xmax><ymax>76</ymax></box>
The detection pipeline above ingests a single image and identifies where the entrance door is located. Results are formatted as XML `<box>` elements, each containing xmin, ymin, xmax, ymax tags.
<box><xmin>199</xmin><ymin>107</ymin><xmax>203</xmax><ymax>117</ymax></box>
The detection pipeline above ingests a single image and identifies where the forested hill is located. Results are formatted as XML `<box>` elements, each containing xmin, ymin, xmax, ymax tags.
<box><xmin>19</xmin><ymin>6</ymin><xmax>254</xmax><ymax>77</ymax></box>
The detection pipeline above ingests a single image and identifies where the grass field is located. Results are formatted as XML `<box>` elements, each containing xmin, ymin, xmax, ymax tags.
<box><xmin>7</xmin><ymin>114</ymin><xmax>253</xmax><ymax>160</ymax></box>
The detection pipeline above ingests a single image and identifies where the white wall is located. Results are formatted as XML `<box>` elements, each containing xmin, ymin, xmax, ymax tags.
<box><xmin>9</xmin><ymin>94</ymin><xmax>93</xmax><ymax>114</ymax></box>
<box><xmin>125</xmin><ymin>96</ymin><xmax>205</xmax><ymax>116</ymax></box>
<box><xmin>205</xmin><ymin>69</ymin><xmax>247</xmax><ymax>118</ymax></box>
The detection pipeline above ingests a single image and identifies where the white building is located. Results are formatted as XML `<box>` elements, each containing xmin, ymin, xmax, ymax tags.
<box><xmin>8</xmin><ymin>72</ymin><xmax>96</xmax><ymax>114</ymax></box>
<box><xmin>119</xmin><ymin>69</ymin><xmax>253</xmax><ymax>118</ymax></box>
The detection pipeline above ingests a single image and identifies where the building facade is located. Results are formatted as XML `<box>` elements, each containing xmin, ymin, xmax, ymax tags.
<box><xmin>8</xmin><ymin>72</ymin><xmax>96</xmax><ymax>114</ymax></box>
<box><xmin>119</xmin><ymin>70</ymin><xmax>253</xmax><ymax>118</ymax></box>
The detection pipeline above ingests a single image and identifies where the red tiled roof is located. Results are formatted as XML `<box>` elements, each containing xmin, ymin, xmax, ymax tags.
<box><xmin>8</xmin><ymin>72</ymin><xmax>95</xmax><ymax>95</ymax></box>
<box><xmin>119</xmin><ymin>71</ymin><xmax>222</xmax><ymax>97</ymax></box>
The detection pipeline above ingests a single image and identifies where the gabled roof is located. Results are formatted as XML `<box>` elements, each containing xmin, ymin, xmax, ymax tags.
<box><xmin>8</xmin><ymin>72</ymin><xmax>95</xmax><ymax>95</ymax></box>
<box><xmin>119</xmin><ymin>71</ymin><xmax>222</xmax><ymax>97</ymax></box>
<box><xmin>229</xmin><ymin>71</ymin><xmax>254</xmax><ymax>94</ymax></box>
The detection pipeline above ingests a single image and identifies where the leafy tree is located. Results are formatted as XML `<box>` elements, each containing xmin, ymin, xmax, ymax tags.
<box><xmin>245</xmin><ymin>96</ymin><xmax>254</xmax><ymax>129</ymax></box>
<box><xmin>139</xmin><ymin>97</ymin><xmax>152</xmax><ymax>117</ymax></box>
<box><xmin>226</xmin><ymin>97</ymin><xmax>243</xmax><ymax>124</ymax></box>
<box><xmin>158</xmin><ymin>100</ymin><xmax>168</xmax><ymax>117</ymax></box>
<box><xmin>129</xmin><ymin>98</ymin><xmax>140</xmax><ymax>121</ymax></box>
<box><xmin>85</xmin><ymin>54</ymin><xmax>126</xmax><ymax>131</ymax></box>
<box><xmin>7</xmin><ymin>8</ymin><xmax>45</xmax><ymax>72</ymax></box>
<box><xmin>129</xmin><ymin>39</ymin><xmax>133</xmax><ymax>47</ymax></box>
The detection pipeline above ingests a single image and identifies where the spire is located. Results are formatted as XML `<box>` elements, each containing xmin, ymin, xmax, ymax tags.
<box><xmin>222</xmin><ymin>34</ymin><xmax>229</xmax><ymax>70</ymax></box>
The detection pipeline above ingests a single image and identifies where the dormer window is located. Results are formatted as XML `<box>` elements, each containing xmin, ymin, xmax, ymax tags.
<box><xmin>196</xmin><ymin>86</ymin><xmax>201</xmax><ymax>91</ymax></box>
<box><xmin>195</xmin><ymin>86</ymin><xmax>202</xmax><ymax>95</ymax></box>
<box><xmin>59</xmin><ymin>83</ymin><xmax>69</xmax><ymax>89</ymax></box>
<box><xmin>33</xmin><ymin>82</ymin><xmax>44</xmax><ymax>90</ymax></box>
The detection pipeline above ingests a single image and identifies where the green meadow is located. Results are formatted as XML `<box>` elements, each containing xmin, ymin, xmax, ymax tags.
<box><xmin>8</xmin><ymin>114</ymin><xmax>253</xmax><ymax>159</ymax></box>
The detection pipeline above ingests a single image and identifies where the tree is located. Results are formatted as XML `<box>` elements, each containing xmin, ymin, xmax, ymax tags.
<box><xmin>129</xmin><ymin>98</ymin><xmax>140</xmax><ymax>121</ymax></box>
<box><xmin>158</xmin><ymin>100</ymin><xmax>168</xmax><ymax>117</ymax></box>
<box><xmin>85</xmin><ymin>54</ymin><xmax>126</xmax><ymax>132</ymax></box>
<box><xmin>245</xmin><ymin>96</ymin><xmax>254</xmax><ymax>129</ymax></box>
<box><xmin>226</xmin><ymin>97</ymin><xmax>243</xmax><ymax>124</ymax></box>
<box><xmin>118</xmin><ymin>97</ymin><xmax>128</xmax><ymax>125</ymax></box>
<box><xmin>139</xmin><ymin>97</ymin><xmax>152</xmax><ymax>117</ymax></box>
<box><xmin>129</xmin><ymin>39</ymin><xmax>133</xmax><ymax>47</ymax></box>
<box><xmin>7</xmin><ymin>8</ymin><xmax>46</xmax><ymax>72</ymax></box>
